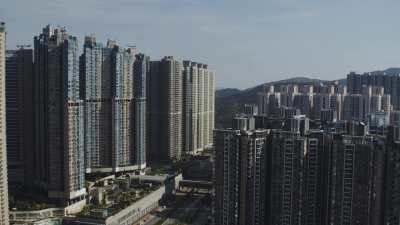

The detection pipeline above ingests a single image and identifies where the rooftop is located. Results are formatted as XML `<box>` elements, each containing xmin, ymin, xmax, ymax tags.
<box><xmin>78</xmin><ymin>180</ymin><xmax>160</xmax><ymax>219</ymax></box>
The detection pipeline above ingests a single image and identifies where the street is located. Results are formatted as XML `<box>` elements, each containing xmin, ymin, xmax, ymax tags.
<box><xmin>137</xmin><ymin>192</ymin><xmax>211</xmax><ymax>225</ymax></box>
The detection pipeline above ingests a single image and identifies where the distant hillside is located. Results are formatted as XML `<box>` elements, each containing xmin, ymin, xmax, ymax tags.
<box><xmin>371</xmin><ymin>67</ymin><xmax>400</xmax><ymax>75</ymax></box>
<box><xmin>215</xmin><ymin>68</ymin><xmax>400</xmax><ymax>128</ymax></box>
<box><xmin>215</xmin><ymin>88</ymin><xmax>241</xmax><ymax>98</ymax></box>
<box><xmin>215</xmin><ymin>77</ymin><xmax>329</xmax><ymax>128</ymax></box>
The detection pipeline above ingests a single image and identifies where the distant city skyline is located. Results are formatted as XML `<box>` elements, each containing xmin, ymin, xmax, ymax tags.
<box><xmin>2</xmin><ymin>0</ymin><xmax>400</xmax><ymax>88</ymax></box>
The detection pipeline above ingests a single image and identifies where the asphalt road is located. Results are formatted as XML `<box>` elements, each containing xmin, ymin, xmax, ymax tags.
<box><xmin>162</xmin><ymin>195</ymin><xmax>202</xmax><ymax>225</ymax></box>
<box><xmin>141</xmin><ymin>214</ymin><xmax>162</xmax><ymax>225</ymax></box>
<box><xmin>142</xmin><ymin>192</ymin><xmax>210</xmax><ymax>225</ymax></box>
<box><xmin>189</xmin><ymin>206</ymin><xmax>211</xmax><ymax>225</ymax></box>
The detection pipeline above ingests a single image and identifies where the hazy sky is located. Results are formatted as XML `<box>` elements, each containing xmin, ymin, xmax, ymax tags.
<box><xmin>1</xmin><ymin>0</ymin><xmax>400</xmax><ymax>89</ymax></box>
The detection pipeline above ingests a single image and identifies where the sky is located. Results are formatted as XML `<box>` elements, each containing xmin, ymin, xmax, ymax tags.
<box><xmin>1</xmin><ymin>0</ymin><xmax>400</xmax><ymax>89</ymax></box>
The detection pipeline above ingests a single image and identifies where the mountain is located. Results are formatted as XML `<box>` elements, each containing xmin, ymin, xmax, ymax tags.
<box><xmin>215</xmin><ymin>88</ymin><xmax>241</xmax><ymax>98</ymax></box>
<box><xmin>371</xmin><ymin>67</ymin><xmax>400</xmax><ymax>75</ymax></box>
<box><xmin>215</xmin><ymin>77</ymin><xmax>330</xmax><ymax>128</ymax></box>
<box><xmin>214</xmin><ymin>68</ymin><xmax>400</xmax><ymax>128</ymax></box>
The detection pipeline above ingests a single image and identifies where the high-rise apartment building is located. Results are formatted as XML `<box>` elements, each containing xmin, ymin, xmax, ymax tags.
<box><xmin>301</xmin><ymin>131</ymin><xmax>331</xmax><ymax>225</ymax></box>
<box><xmin>214</xmin><ymin>129</ymin><xmax>268</xmax><ymax>225</ymax></box>
<box><xmin>258</xmin><ymin>84</ymin><xmax>344</xmax><ymax>121</ymax></box>
<box><xmin>384</xmin><ymin>126</ymin><xmax>400</xmax><ymax>225</ymax></box>
<box><xmin>266</xmin><ymin>131</ymin><xmax>305</xmax><ymax>225</ymax></box>
<box><xmin>347</xmin><ymin>71</ymin><xmax>400</xmax><ymax>110</ymax></box>
<box><xmin>108</xmin><ymin>42</ymin><xmax>135</xmax><ymax>170</ymax></box>
<box><xmin>329</xmin><ymin>93</ymin><xmax>342</xmax><ymax>120</ymax></box>
<box><xmin>328</xmin><ymin>135</ymin><xmax>385</xmax><ymax>225</ymax></box>
<box><xmin>343</xmin><ymin>94</ymin><xmax>365</xmax><ymax>121</ymax></box>
<box><xmin>215</xmin><ymin>103</ymin><xmax>400</xmax><ymax>225</ymax></box>
<box><xmin>312</xmin><ymin>93</ymin><xmax>329</xmax><ymax>120</ymax></box>
<box><xmin>33</xmin><ymin>25</ymin><xmax>85</xmax><ymax>206</ymax></box>
<box><xmin>81</xmin><ymin>37</ymin><xmax>138</xmax><ymax>172</ymax></box>
<box><xmin>80</xmin><ymin>35</ymin><xmax>105</xmax><ymax>171</ymax></box>
<box><xmin>258</xmin><ymin>80</ymin><xmax>396</xmax><ymax>124</ymax></box>
<box><xmin>133</xmin><ymin>53</ymin><xmax>149</xmax><ymax>169</ymax></box>
<box><xmin>0</xmin><ymin>21</ymin><xmax>9</xmax><ymax>225</ymax></box>
<box><xmin>148</xmin><ymin>57</ymin><xmax>215</xmax><ymax>162</ymax></box>
<box><xmin>293</xmin><ymin>94</ymin><xmax>313</xmax><ymax>116</ymax></box>
<box><xmin>233</xmin><ymin>114</ymin><xmax>255</xmax><ymax>131</ymax></box>
<box><xmin>258</xmin><ymin>85</ymin><xmax>281</xmax><ymax>116</ymax></box>
<box><xmin>347</xmin><ymin>72</ymin><xmax>363</xmax><ymax>95</ymax></box>
<box><xmin>240</xmin><ymin>130</ymin><xmax>267</xmax><ymax>225</ymax></box>
<box><xmin>343</xmin><ymin>90</ymin><xmax>390</xmax><ymax>121</ymax></box>
<box><xmin>148</xmin><ymin>56</ymin><xmax>183</xmax><ymax>162</ymax></box>
<box><xmin>214</xmin><ymin>129</ymin><xmax>240</xmax><ymax>225</ymax></box>
<box><xmin>203</xmin><ymin>66</ymin><xmax>215</xmax><ymax>148</ymax></box>
<box><xmin>5</xmin><ymin>49</ymin><xmax>33</xmax><ymax>187</ymax></box>
<box><xmin>182</xmin><ymin>61</ymin><xmax>197</xmax><ymax>155</ymax></box>
<box><xmin>182</xmin><ymin>61</ymin><xmax>215</xmax><ymax>155</ymax></box>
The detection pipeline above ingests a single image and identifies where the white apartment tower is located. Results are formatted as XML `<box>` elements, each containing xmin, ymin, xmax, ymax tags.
<box><xmin>183</xmin><ymin>61</ymin><xmax>215</xmax><ymax>155</ymax></box>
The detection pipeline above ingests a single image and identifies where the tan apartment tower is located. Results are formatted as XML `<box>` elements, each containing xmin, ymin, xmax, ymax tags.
<box><xmin>148</xmin><ymin>56</ymin><xmax>183</xmax><ymax>162</ymax></box>
<box><xmin>0</xmin><ymin>21</ymin><xmax>10</xmax><ymax>225</ymax></box>
<box><xmin>182</xmin><ymin>61</ymin><xmax>215</xmax><ymax>155</ymax></box>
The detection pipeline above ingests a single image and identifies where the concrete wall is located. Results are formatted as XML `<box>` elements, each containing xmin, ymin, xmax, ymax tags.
<box><xmin>65</xmin><ymin>199</ymin><xmax>87</xmax><ymax>215</ymax></box>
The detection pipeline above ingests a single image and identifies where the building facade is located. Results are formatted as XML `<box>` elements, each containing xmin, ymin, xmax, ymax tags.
<box><xmin>301</xmin><ymin>131</ymin><xmax>331</xmax><ymax>225</ymax></box>
<box><xmin>81</xmin><ymin>37</ymin><xmax>139</xmax><ymax>172</ymax></box>
<box><xmin>5</xmin><ymin>49</ymin><xmax>33</xmax><ymax>187</ymax></box>
<box><xmin>266</xmin><ymin>131</ymin><xmax>305</xmax><ymax>225</ymax></box>
<box><xmin>383</xmin><ymin>126</ymin><xmax>400</xmax><ymax>225</ymax></box>
<box><xmin>80</xmin><ymin>35</ymin><xmax>105</xmax><ymax>171</ymax></box>
<box><xmin>34</xmin><ymin>25</ymin><xmax>85</xmax><ymax>205</ymax></box>
<box><xmin>258</xmin><ymin>84</ymin><xmax>344</xmax><ymax>121</ymax></box>
<box><xmin>214</xmin><ymin>129</ymin><xmax>268</xmax><ymax>225</ymax></box>
<box><xmin>148</xmin><ymin>56</ymin><xmax>183</xmax><ymax>162</ymax></box>
<box><xmin>110</xmin><ymin>44</ymin><xmax>135</xmax><ymax>170</ymax></box>
<box><xmin>0</xmin><ymin>21</ymin><xmax>9</xmax><ymax>225</ymax></box>
<box><xmin>347</xmin><ymin>71</ymin><xmax>400</xmax><ymax>110</ymax></box>
<box><xmin>147</xmin><ymin>57</ymin><xmax>216</xmax><ymax>163</ymax></box>
<box><xmin>182</xmin><ymin>61</ymin><xmax>215</xmax><ymax>155</ymax></box>
<box><xmin>328</xmin><ymin>135</ymin><xmax>385</xmax><ymax>225</ymax></box>
<box><xmin>133</xmin><ymin>53</ymin><xmax>149</xmax><ymax>169</ymax></box>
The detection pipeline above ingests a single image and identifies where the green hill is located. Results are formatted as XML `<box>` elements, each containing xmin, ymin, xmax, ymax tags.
<box><xmin>215</xmin><ymin>77</ymin><xmax>331</xmax><ymax>128</ymax></box>
<box><xmin>214</xmin><ymin>68</ymin><xmax>400</xmax><ymax>128</ymax></box>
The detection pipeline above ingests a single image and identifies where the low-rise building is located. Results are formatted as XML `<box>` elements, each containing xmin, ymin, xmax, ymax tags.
<box><xmin>65</xmin><ymin>186</ymin><xmax>165</xmax><ymax>225</ymax></box>
<box><xmin>10</xmin><ymin>174</ymin><xmax>182</xmax><ymax>225</ymax></box>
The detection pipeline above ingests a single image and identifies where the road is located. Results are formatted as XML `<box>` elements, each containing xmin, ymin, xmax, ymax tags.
<box><xmin>141</xmin><ymin>192</ymin><xmax>211</xmax><ymax>225</ymax></box>
<box><xmin>140</xmin><ymin>214</ymin><xmax>162</xmax><ymax>225</ymax></box>
<box><xmin>189</xmin><ymin>206</ymin><xmax>210</xmax><ymax>225</ymax></box>
<box><xmin>162</xmin><ymin>195</ymin><xmax>202</xmax><ymax>225</ymax></box>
